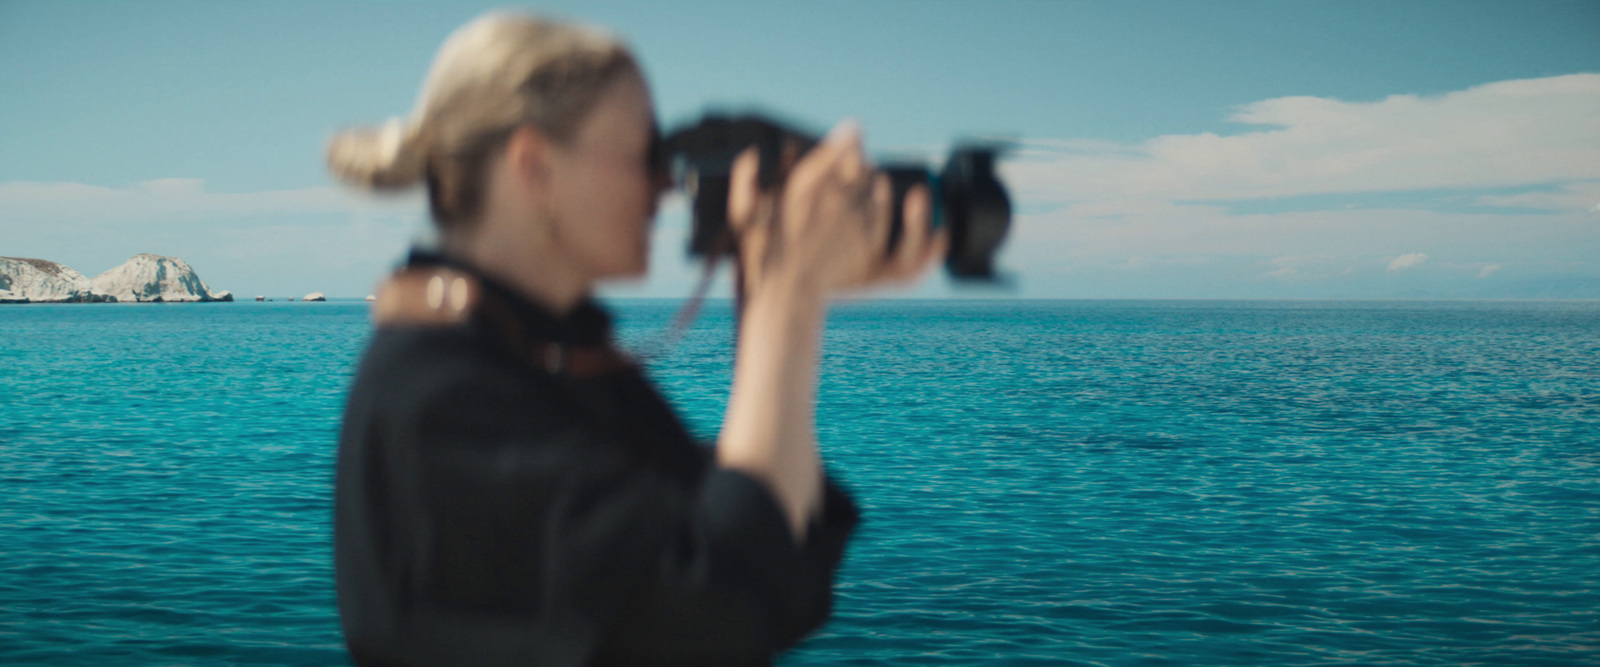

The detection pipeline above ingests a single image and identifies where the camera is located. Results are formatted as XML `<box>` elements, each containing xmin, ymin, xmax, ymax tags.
<box><xmin>657</xmin><ymin>114</ymin><xmax>1012</xmax><ymax>281</ymax></box>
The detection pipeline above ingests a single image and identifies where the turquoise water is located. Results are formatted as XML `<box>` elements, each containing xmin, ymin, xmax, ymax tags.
<box><xmin>2</xmin><ymin>300</ymin><xmax>1598</xmax><ymax>665</ymax></box>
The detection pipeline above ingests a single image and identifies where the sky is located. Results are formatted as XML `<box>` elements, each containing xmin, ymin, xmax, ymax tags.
<box><xmin>1</xmin><ymin>0</ymin><xmax>1597</xmax><ymax>299</ymax></box>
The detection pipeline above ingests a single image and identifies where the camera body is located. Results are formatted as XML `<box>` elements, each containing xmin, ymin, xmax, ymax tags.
<box><xmin>658</xmin><ymin>114</ymin><xmax>1012</xmax><ymax>281</ymax></box>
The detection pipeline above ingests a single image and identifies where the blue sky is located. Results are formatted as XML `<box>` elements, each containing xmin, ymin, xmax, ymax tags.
<box><xmin>2</xmin><ymin>0</ymin><xmax>1597</xmax><ymax>299</ymax></box>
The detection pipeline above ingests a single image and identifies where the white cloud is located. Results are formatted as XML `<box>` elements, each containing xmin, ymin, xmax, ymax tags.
<box><xmin>137</xmin><ymin>178</ymin><xmax>205</xmax><ymax>196</ymax></box>
<box><xmin>1262</xmin><ymin>254</ymin><xmax>1354</xmax><ymax>281</ymax></box>
<box><xmin>999</xmin><ymin>73</ymin><xmax>1600</xmax><ymax>205</ymax></box>
<box><xmin>998</xmin><ymin>197</ymin><xmax>1600</xmax><ymax>291</ymax></box>
<box><xmin>0</xmin><ymin>178</ymin><xmax>424</xmax><ymax>224</ymax></box>
<box><xmin>1387</xmin><ymin>253</ymin><xmax>1429</xmax><ymax>272</ymax></box>
<box><xmin>1476</xmin><ymin>182</ymin><xmax>1600</xmax><ymax>213</ymax></box>
<box><xmin>975</xmin><ymin>74</ymin><xmax>1600</xmax><ymax>296</ymax></box>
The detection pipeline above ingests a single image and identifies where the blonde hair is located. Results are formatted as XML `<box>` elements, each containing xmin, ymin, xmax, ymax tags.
<box><xmin>327</xmin><ymin>12</ymin><xmax>639</xmax><ymax>228</ymax></box>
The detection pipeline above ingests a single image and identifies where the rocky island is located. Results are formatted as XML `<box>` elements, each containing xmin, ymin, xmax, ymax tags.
<box><xmin>0</xmin><ymin>254</ymin><xmax>233</xmax><ymax>303</ymax></box>
<box><xmin>0</xmin><ymin>258</ymin><xmax>115</xmax><ymax>303</ymax></box>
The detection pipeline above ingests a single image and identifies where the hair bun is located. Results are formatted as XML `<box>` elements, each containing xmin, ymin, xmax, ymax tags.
<box><xmin>326</xmin><ymin>118</ymin><xmax>427</xmax><ymax>189</ymax></box>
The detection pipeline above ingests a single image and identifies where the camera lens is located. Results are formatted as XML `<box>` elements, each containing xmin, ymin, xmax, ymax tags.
<box><xmin>941</xmin><ymin>147</ymin><xmax>1010</xmax><ymax>280</ymax></box>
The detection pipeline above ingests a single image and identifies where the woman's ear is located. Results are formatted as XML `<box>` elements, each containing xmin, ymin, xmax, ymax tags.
<box><xmin>503</xmin><ymin>125</ymin><xmax>555</xmax><ymax>194</ymax></box>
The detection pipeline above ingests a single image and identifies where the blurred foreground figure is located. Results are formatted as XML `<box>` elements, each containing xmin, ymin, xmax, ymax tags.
<box><xmin>327</xmin><ymin>11</ymin><xmax>944</xmax><ymax>667</ymax></box>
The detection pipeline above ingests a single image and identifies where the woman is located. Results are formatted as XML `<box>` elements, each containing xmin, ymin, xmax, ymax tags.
<box><xmin>328</xmin><ymin>12</ymin><xmax>944</xmax><ymax>666</ymax></box>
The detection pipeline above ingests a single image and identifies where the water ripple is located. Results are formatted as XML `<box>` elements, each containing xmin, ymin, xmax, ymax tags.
<box><xmin>2</xmin><ymin>300</ymin><xmax>1598</xmax><ymax>665</ymax></box>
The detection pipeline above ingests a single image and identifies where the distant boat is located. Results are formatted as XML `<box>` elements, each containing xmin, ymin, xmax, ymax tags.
<box><xmin>303</xmin><ymin>292</ymin><xmax>327</xmax><ymax>302</ymax></box>
<box><xmin>255</xmin><ymin>295</ymin><xmax>265</xmax><ymax>302</ymax></box>
<box><xmin>365</xmin><ymin>294</ymin><xmax>377</xmax><ymax>302</ymax></box>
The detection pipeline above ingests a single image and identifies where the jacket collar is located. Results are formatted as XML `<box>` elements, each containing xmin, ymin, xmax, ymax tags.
<box><xmin>405</xmin><ymin>248</ymin><xmax>613</xmax><ymax>347</ymax></box>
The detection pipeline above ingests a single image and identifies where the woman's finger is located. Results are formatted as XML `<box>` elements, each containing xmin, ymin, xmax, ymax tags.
<box><xmin>727</xmin><ymin>147</ymin><xmax>762</xmax><ymax>233</ymax></box>
<box><xmin>786</xmin><ymin>120</ymin><xmax>862</xmax><ymax>207</ymax></box>
<box><xmin>834</xmin><ymin>128</ymin><xmax>867</xmax><ymax>185</ymax></box>
<box><xmin>883</xmin><ymin>187</ymin><xmax>949</xmax><ymax>283</ymax></box>
<box><xmin>867</xmin><ymin>172</ymin><xmax>893</xmax><ymax>253</ymax></box>
<box><xmin>887</xmin><ymin>184</ymin><xmax>932</xmax><ymax>278</ymax></box>
<box><xmin>921</xmin><ymin>229</ymin><xmax>951</xmax><ymax>275</ymax></box>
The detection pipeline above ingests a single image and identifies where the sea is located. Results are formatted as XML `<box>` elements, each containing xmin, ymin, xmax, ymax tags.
<box><xmin>2</xmin><ymin>299</ymin><xmax>1597</xmax><ymax>666</ymax></box>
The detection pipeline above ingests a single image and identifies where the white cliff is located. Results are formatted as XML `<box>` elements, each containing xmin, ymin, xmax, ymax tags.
<box><xmin>0</xmin><ymin>257</ymin><xmax>116</xmax><ymax>303</ymax></box>
<box><xmin>90</xmin><ymin>254</ymin><xmax>232</xmax><ymax>303</ymax></box>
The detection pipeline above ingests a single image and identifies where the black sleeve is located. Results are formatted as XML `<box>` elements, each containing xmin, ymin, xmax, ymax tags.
<box><xmin>393</xmin><ymin>363</ymin><xmax>859</xmax><ymax>665</ymax></box>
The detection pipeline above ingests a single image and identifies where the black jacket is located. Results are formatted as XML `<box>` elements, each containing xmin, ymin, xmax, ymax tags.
<box><xmin>335</xmin><ymin>254</ymin><xmax>859</xmax><ymax>666</ymax></box>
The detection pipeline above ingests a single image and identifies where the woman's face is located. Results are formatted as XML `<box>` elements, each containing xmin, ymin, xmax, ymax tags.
<box><xmin>546</xmin><ymin>70</ymin><xmax>665</xmax><ymax>282</ymax></box>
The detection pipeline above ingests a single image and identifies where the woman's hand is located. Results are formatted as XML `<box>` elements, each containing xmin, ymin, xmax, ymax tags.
<box><xmin>727</xmin><ymin>121</ymin><xmax>948</xmax><ymax>304</ymax></box>
<box><xmin>716</xmin><ymin>121</ymin><xmax>946</xmax><ymax>540</ymax></box>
